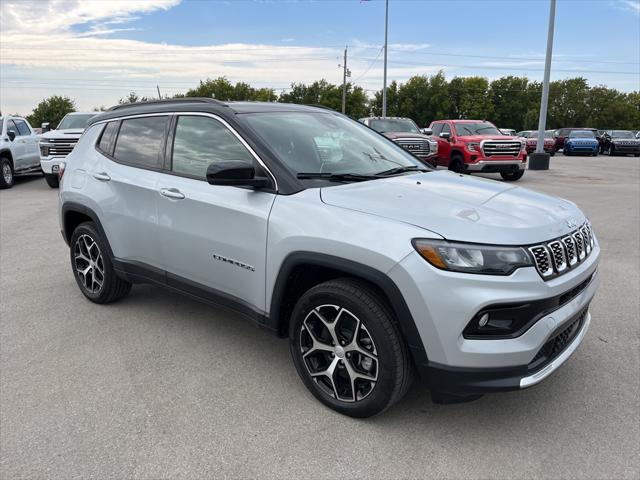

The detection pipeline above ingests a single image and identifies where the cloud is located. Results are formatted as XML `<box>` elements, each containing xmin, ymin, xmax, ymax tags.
<box><xmin>619</xmin><ymin>0</ymin><xmax>640</xmax><ymax>13</ymax></box>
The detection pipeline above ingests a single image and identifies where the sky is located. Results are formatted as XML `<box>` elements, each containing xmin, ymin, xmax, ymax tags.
<box><xmin>0</xmin><ymin>0</ymin><xmax>639</xmax><ymax>116</ymax></box>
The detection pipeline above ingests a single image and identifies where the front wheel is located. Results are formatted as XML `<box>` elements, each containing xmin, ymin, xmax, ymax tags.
<box><xmin>44</xmin><ymin>173</ymin><xmax>59</xmax><ymax>188</ymax></box>
<box><xmin>69</xmin><ymin>222</ymin><xmax>132</xmax><ymax>304</ymax></box>
<box><xmin>500</xmin><ymin>170</ymin><xmax>525</xmax><ymax>181</ymax></box>
<box><xmin>0</xmin><ymin>158</ymin><xmax>14</xmax><ymax>189</ymax></box>
<box><xmin>289</xmin><ymin>278</ymin><xmax>413</xmax><ymax>418</ymax></box>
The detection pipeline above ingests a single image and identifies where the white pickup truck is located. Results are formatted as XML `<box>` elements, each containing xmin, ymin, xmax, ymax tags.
<box><xmin>39</xmin><ymin>112</ymin><xmax>95</xmax><ymax>188</ymax></box>
<box><xmin>0</xmin><ymin>116</ymin><xmax>41</xmax><ymax>189</ymax></box>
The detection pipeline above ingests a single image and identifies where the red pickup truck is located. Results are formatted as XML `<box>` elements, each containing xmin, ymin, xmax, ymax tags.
<box><xmin>428</xmin><ymin>119</ymin><xmax>527</xmax><ymax>181</ymax></box>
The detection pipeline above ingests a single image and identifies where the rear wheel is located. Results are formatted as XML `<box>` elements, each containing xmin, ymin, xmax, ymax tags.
<box><xmin>289</xmin><ymin>278</ymin><xmax>413</xmax><ymax>418</ymax></box>
<box><xmin>500</xmin><ymin>170</ymin><xmax>525</xmax><ymax>181</ymax></box>
<box><xmin>44</xmin><ymin>173</ymin><xmax>59</xmax><ymax>188</ymax></box>
<box><xmin>69</xmin><ymin>222</ymin><xmax>131</xmax><ymax>304</ymax></box>
<box><xmin>0</xmin><ymin>158</ymin><xmax>14</xmax><ymax>189</ymax></box>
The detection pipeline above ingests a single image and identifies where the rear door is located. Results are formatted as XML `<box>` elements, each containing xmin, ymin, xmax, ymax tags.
<box><xmin>156</xmin><ymin>113</ymin><xmax>275</xmax><ymax>312</ymax></box>
<box><xmin>6</xmin><ymin>120</ymin><xmax>28</xmax><ymax>170</ymax></box>
<box><xmin>14</xmin><ymin>119</ymin><xmax>40</xmax><ymax>167</ymax></box>
<box><xmin>93</xmin><ymin>115</ymin><xmax>167</xmax><ymax>271</ymax></box>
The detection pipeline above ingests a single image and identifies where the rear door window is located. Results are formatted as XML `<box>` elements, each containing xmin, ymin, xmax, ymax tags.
<box><xmin>113</xmin><ymin>116</ymin><xmax>168</xmax><ymax>169</ymax></box>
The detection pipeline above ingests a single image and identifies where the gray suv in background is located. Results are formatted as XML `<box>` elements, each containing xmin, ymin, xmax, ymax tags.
<box><xmin>59</xmin><ymin>99</ymin><xmax>600</xmax><ymax>417</ymax></box>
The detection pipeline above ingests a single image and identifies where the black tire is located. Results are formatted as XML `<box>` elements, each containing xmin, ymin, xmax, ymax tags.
<box><xmin>500</xmin><ymin>170</ymin><xmax>525</xmax><ymax>181</ymax></box>
<box><xmin>69</xmin><ymin>222</ymin><xmax>131</xmax><ymax>304</ymax></box>
<box><xmin>549</xmin><ymin>151</ymin><xmax>555</xmax><ymax>157</ymax></box>
<box><xmin>608</xmin><ymin>145</ymin><xmax>615</xmax><ymax>156</ymax></box>
<box><xmin>448</xmin><ymin>154</ymin><xmax>464</xmax><ymax>173</ymax></box>
<box><xmin>44</xmin><ymin>173</ymin><xmax>59</xmax><ymax>188</ymax></box>
<box><xmin>289</xmin><ymin>278</ymin><xmax>413</xmax><ymax>418</ymax></box>
<box><xmin>0</xmin><ymin>158</ymin><xmax>14</xmax><ymax>189</ymax></box>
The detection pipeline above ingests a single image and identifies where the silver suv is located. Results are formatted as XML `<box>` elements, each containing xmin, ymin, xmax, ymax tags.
<box><xmin>59</xmin><ymin>99</ymin><xmax>600</xmax><ymax>417</ymax></box>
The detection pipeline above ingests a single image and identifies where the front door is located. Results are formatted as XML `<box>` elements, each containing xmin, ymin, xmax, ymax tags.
<box><xmin>156</xmin><ymin>113</ymin><xmax>275</xmax><ymax>313</ymax></box>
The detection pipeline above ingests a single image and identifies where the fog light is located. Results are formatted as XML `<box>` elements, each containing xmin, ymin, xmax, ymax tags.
<box><xmin>478</xmin><ymin>313</ymin><xmax>489</xmax><ymax>327</ymax></box>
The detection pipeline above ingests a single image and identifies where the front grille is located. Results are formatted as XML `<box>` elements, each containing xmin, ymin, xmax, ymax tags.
<box><xmin>41</xmin><ymin>138</ymin><xmax>78</xmax><ymax>157</ymax></box>
<box><xmin>394</xmin><ymin>138</ymin><xmax>430</xmax><ymax>156</ymax></box>
<box><xmin>529</xmin><ymin>307</ymin><xmax>588</xmax><ymax>371</ymax></box>
<box><xmin>529</xmin><ymin>221</ymin><xmax>595</xmax><ymax>280</ymax></box>
<box><xmin>482</xmin><ymin>141</ymin><xmax>521</xmax><ymax>157</ymax></box>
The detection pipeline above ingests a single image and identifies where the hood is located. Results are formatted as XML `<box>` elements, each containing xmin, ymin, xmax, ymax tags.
<box><xmin>320</xmin><ymin>171</ymin><xmax>585</xmax><ymax>245</ymax></box>
<box><xmin>383</xmin><ymin>132</ymin><xmax>432</xmax><ymax>140</ymax></box>
<box><xmin>40</xmin><ymin>129</ymin><xmax>84</xmax><ymax>139</ymax></box>
<box><xmin>458</xmin><ymin>135</ymin><xmax>521</xmax><ymax>142</ymax></box>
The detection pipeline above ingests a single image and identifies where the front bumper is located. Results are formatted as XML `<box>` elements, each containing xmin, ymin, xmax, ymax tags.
<box><xmin>388</xmin><ymin>241</ymin><xmax>600</xmax><ymax>394</ymax></box>
<box><xmin>40</xmin><ymin>156</ymin><xmax>65</xmax><ymax>174</ymax></box>
<box><xmin>564</xmin><ymin>143</ymin><xmax>598</xmax><ymax>154</ymax></box>
<box><xmin>612</xmin><ymin>144</ymin><xmax>640</xmax><ymax>154</ymax></box>
<box><xmin>465</xmin><ymin>159</ymin><xmax>527</xmax><ymax>172</ymax></box>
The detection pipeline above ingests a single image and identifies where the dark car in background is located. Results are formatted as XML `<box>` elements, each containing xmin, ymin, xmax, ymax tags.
<box><xmin>601</xmin><ymin>130</ymin><xmax>640</xmax><ymax>156</ymax></box>
<box><xmin>554</xmin><ymin>127</ymin><xmax>599</xmax><ymax>152</ymax></box>
<box><xmin>359</xmin><ymin>117</ymin><xmax>438</xmax><ymax>167</ymax></box>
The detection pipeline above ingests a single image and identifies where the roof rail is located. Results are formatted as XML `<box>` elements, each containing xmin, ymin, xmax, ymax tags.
<box><xmin>107</xmin><ymin>97</ymin><xmax>226</xmax><ymax>111</ymax></box>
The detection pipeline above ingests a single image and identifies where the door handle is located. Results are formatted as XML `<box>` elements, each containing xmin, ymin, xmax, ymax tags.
<box><xmin>159</xmin><ymin>188</ymin><xmax>185</xmax><ymax>200</ymax></box>
<box><xmin>92</xmin><ymin>172</ymin><xmax>111</xmax><ymax>182</ymax></box>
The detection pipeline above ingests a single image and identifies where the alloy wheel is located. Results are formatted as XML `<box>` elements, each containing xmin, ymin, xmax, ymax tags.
<box><xmin>299</xmin><ymin>304</ymin><xmax>378</xmax><ymax>402</ymax></box>
<box><xmin>73</xmin><ymin>234</ymin><xmax>105</xmax><ymax>294</ymax></box>
<box><xmin>2</xmin><ymin>163</ymin><xmax>12</xmax><ymax>184</ymax></box>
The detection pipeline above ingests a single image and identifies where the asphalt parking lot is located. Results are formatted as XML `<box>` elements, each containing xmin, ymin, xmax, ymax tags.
<box><xmin>1</xmin><ymin>154</ymin><xmax>639</xmax><ymax>479</ymax></box>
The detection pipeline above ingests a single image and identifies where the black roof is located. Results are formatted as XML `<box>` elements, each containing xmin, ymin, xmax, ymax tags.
<box><xmin>89</xmin><ymin>98</ymin><xmax>332</xmax><ymax>125</ymax></box>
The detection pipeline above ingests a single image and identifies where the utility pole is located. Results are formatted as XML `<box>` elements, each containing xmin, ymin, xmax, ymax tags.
<box><xmin>157</xmin><ymin>85</ymin><xmax>162</xmax><ymax>100</ymax></box>
<box><xmin>531</xmin><ymin>0</ymin><xmax>556</xmax><ymax>170</ymax></box>
<box><xmin>341</xmin><ymin>46</ymin><xmax>350</xmax><ymax>114</ymax></box>
<box><xmin>382</xmin><ymin>0</ymin><xmax>389</xmax><ymax>117</ymax></box>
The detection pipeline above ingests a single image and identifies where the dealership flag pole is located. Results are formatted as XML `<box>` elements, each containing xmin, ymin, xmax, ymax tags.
<box><xmin>535</xmin><ymin>0</ymin><xmax>556</xmax><ymax>154</ymax></box>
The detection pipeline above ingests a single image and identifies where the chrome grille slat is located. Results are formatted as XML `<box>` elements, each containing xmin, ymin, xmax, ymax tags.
<box><xmin>530</xmin><ymin>222</ymin><xmax>595</xmax><ymax>280</ymax></box>
<box><xmin>481</xmin><ymin>141</ymin><xmax>521</xmax><ymax>157</ymax></box>
<box><xmin>394</xmin><ymin>139</ymin><xmax>430</xmax><ymax>155</ymax></box>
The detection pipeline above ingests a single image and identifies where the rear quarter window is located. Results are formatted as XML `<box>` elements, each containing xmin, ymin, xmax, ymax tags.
<box><xmin>97</xmin><ymin>121</ymin><xmax>120</xmax><ymax>156</ymax></box>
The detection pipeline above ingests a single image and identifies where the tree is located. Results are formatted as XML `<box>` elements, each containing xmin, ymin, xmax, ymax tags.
<box><xmin>490</xmin><ymin>76</ymin><xmax>534</xmax><ymax>131</ymax></box>
<box><xmin>185</xmin><ymin>77</ymin><xmax>276</xmax><ymax>102</ymax></box>
<box><xmin>27</xmin><ymin>96</ymin><xmax>76</xmax><ymax>129</ymax></box>
<box><xmin>279</xmin><ymin>80</ymin><xmax>368</xmax><ymax>117</ymax></box>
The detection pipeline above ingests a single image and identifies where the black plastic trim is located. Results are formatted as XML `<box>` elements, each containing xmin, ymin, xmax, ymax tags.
<box><xmin>60</xmin><ymin>202</ymin><xmax>112</xmax><ymax>256</ymax></box>
<box><xmin>420</xmin><ymin>361</ymin><xmax>526</xmax><ymax>395</ymax></box>
<box><xmin>268</xmin><ymin>251</ymin><xmax>429</xmax><ymax>369</ymax></box>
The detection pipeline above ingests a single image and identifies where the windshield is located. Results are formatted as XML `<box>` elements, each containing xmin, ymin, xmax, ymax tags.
<box><xmin>368</xmin><ymin>118</ymin><xmax>420</xmax><ymax>134</ymax></box>
<box><xmin>569</xmin><ymin>130</ymin><xmax>596</xmax><ymax>138</ymax></box>
<box><xmin>57</xmin><ymin>114</ymin><xmax>95</xmax><ymax>130</ymax></box>
<box><xmin>242</xmin><ymin>112</ymin><xmax>425</xmax><ymax>177</ymax></box>
<box><xmin>454</xmin><ymin>122</ymin><xmax>501</xmax><ymax>136</ymax></box>
<box><xmin>526</xmin><ymin>131</ymin><xmax>553</xmax><ymax>139</ymax></box>
<box><xmin>611</xmin><ymin>130</ymin><xmax>634</xmax><ymax>138</ymax></box>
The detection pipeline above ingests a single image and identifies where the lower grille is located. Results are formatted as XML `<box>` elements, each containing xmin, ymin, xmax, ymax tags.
<box><xmin>528</xmin><ymin>307</ymin><xmax>588</xmax><ymax>371</ymax></box>
<box><xmin>482</xmin><ymin>141</ymin><xmax>521</xmax><ymax>157</ymax></box>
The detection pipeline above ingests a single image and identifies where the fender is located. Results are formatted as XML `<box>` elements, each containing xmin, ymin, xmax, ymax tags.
<box><xmin>268</xmin><ymin>251</ymin><xmax>429</xmax><ymax>368</ymax></box>
<box><xmin>0</xmin><ymin>148</ymin><xmax>13</xmax><ymax>160</ymax></box>
<box><xmin>61</xmin><ymin>202</ymin><xmax>113</xmax><ymax>256</ymax></box>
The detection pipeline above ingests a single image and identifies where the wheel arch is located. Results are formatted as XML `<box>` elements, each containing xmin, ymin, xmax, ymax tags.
<box><xmin>268</xmin><ymin>252</ymin><xmax>429</xmax><ymax>366</ymax></box>
<box><xmin>61</xmin><ymin>202</ymin><xmax>113</xmax><ymax>258</ymax></box>
<box><xmin>0</xmin><ymin>149</ymin><xmax>13</xmax><ymax>164</ymax></box>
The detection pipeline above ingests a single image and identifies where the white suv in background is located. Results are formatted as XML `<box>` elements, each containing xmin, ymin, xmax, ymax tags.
<box><xmin>40</xmin><ymin>112</ymin><xmax>95</xmax><ymax>188</ymax></box>
<box><xmin>0</xmin><ymin>116</ymin><xmax>41</xmax><ymax>189</ymax></box>
<box><xmin>59</xmin><ymin>99</ymin><xmax>600</xmax><ymax>417</ymax></box>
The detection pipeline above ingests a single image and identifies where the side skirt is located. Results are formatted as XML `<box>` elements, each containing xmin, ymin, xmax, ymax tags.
<box><xmin>112</xmin><ymin>258</ymin><xmax>275</xmax><ymax>334</ymax></box>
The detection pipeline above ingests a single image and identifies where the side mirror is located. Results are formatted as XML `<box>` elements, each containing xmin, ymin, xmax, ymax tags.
<box><xmin>421</xmin><ymin>128</ymin><xmax>433</xmax><ymax>136</ymax></box>
<box><xmin>439</xmin><ymin>132</ymin><xmax>451</xmax><ymax>141</ymax></box>
<box><xmin>206</xmin><ymin>160</ymin><xmax>270</xmax><ymax>188</ymax></box>
<box><xmin>7</xmin><ymin>130</ymin><xmax>16</xmax><ymax>141</ymax></box>
<box><xmin>41</xmin><ymin>122</ymin><xmax>51</xmax><ymax>133</ymax></box>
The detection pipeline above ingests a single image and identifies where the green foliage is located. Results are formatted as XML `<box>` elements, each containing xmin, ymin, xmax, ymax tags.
<box><xmin>118</xmin><ymin>92</ymin><xmax>153</xmax><ymax>104</ymax></box>
<box><xmin>278</xmin><ymin>80</ymin><xmax>368</xmax><ymax>118</ymax></box>
<box><xmin>185</xmin><ymin>76</ymin><xmax>277</xmax><ymax>102</ymax></box>
<box><xmin>27</xmin><ymin>96</ymin><xmax>76</xmax><ymax>129</ymax></box>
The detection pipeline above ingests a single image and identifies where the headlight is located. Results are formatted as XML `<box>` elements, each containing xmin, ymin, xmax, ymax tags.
<box><xmin>465</xmin><ymin>142</ymin><xmax>480</xmax><ymax>152</ymax></box>
<box><xmin>40</xmin><ymin>145</ymin><xmax>49</xmax><ymax>156</ymax></box>
<box><xmin>412</xmin><ymin>239</ymin><xmax>533</xmax><ymax>275</ymax></box>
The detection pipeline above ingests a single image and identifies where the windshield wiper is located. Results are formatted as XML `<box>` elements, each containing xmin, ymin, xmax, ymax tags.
<box><xmin>296</xmin><ymin>172</ymin><xmax>376</xmax><ymax>182</ymax></box>
<box><xmin>375</xmin><ymin>165</ymin><xmax>430</xmax><ymax>176</ymax></box>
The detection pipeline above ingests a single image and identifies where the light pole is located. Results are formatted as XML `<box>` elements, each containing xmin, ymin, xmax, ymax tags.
<box><xmin>382</xmin><ymin>0</ymin><xmax>389</xmax><ymax>117</ymax></box>
<box><xmin>531</xmin><ymin>0</ymin><xmax>556</xmax><ymax>170</ymax></box>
